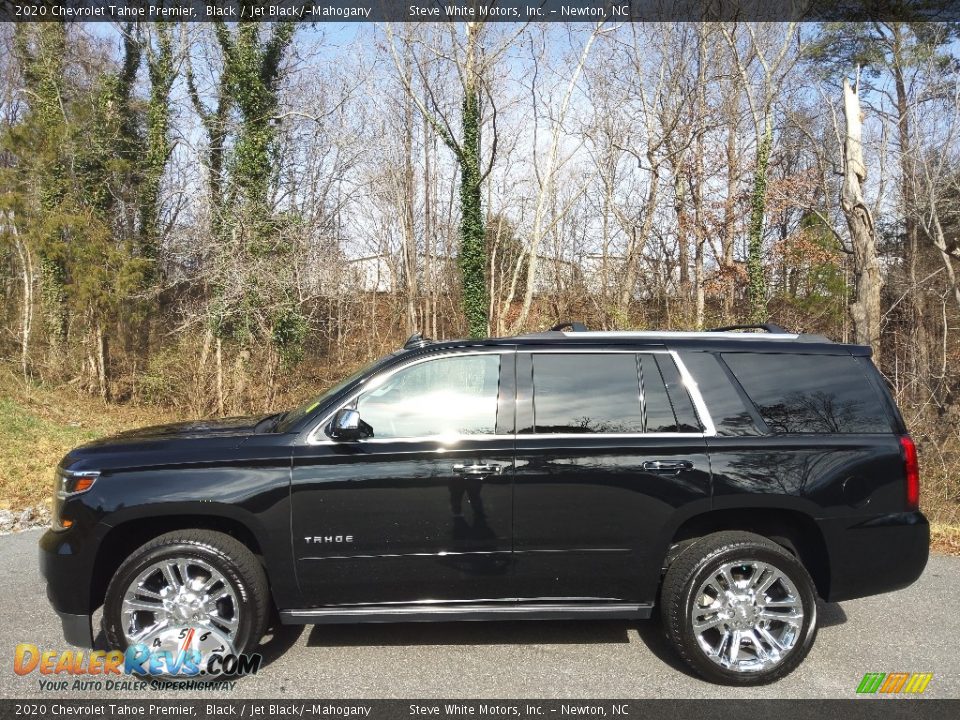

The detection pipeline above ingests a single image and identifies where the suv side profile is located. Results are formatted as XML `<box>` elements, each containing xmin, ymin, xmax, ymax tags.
<box><xmin>40</xmin><ymin>324</ymin><xmax>928</xmax><ymax>685</ymax></box>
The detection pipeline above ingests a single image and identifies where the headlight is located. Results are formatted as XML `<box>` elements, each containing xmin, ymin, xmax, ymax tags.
<box><xmin>51</xmin><ymin>468</ymin><xmax>99</xmax><ymax>530</ymax></box>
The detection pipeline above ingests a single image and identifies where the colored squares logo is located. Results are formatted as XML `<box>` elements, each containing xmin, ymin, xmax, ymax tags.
<box><xmin>857</xmin><ymin>673</ymin><xmax>933</xmax><ymax>694</ymax></box>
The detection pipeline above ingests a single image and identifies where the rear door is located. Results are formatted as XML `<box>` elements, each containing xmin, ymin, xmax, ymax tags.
<box><xmin>512</xmin><ymin>349</ymin><xmax>712</xmax><ymax>604</ymax></box>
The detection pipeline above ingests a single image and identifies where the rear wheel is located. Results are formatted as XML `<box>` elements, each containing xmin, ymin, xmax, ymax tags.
<box><xmin>103</xmin><ymin>529</ymin><xmax>269</xmax><ymax>673</ymax></box>
<box><xmin>660</xmin><ymin>531</ymin><xmax>818</xmax><ymax>685</ymax></box>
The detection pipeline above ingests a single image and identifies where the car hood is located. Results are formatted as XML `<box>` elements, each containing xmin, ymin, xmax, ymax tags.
<box><xmin>82</xmin><ymin>414</ymin><xmax>273</xmax><ymax>446</ymax></box>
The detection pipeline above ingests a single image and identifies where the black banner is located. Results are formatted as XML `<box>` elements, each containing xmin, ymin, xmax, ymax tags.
<box><xmin>2</xmin><ymin>0</ymin><xmax>960</xmax><ymax>23</ymax></box>
<box><xmin>1</xmin><ymin>700</ymin><xmax>960</xmax><ymax>720</ymax></box>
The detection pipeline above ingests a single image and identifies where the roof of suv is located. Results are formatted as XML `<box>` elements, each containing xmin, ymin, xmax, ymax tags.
<box><xmin>401</xmin><ymin>323</ymin><xmax>871</xmax><ymax>356</ymax></box>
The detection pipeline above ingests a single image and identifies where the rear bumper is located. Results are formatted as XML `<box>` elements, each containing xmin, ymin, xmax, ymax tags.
<box><xmin>820</xmin><ymin>511</ymin><xmax>929</xmax><ymax>602</ymax></box>
<box><xmin>39</xmin><ymin>528</ymin><xmax>98</xmax><ymax>648</ymax></box>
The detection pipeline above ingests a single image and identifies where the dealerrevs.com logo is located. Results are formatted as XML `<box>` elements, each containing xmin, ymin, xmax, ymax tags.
<box><xmin>14</xmin><ymin>628</ymin><xmax>262</xmax><ymax>691</ymax></box>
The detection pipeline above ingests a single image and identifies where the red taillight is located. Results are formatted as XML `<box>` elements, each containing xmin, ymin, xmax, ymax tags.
<box><xmin>900</xmin><ymin>436</ymin><xmax>920</xmax><ymax>510</ymax></box>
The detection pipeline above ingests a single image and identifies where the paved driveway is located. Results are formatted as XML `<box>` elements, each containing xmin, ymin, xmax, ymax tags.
<box><xmin>2</xmin><ymin>529</ymin><xmax>955</xmax><ymax>699</ymax></box>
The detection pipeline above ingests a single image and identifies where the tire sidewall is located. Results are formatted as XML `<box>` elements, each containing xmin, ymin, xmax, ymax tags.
<box><xmin>104</xmin><ymin>539</ymin><xmax>261</xmax><ymax>661</ymax></box>
<box><xmin>678</xmin><ymin>543</ymin><xmax>818</xmax><ymax>685</ymax></box>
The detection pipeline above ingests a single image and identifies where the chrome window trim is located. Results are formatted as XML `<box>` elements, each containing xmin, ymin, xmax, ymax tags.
<box><xmin>305</xmin><ymin>346</ymin><xmax>716</xmax><ymax>445</ymax></box>
<box><xmin>671</xmin><ymin>350</ymin><xmax>717</xmax><ymax>436</ymax></box>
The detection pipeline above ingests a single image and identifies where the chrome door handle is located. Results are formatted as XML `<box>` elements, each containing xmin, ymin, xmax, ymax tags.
<box><xmin>642</xmin><ymin>460</ymin><xmax>694</xmax><ymax>473</ymax></box>
<box><xmin>452</xmin><ymin>463</ymin><xmax>504</xmax><ymax>475</ymax></box>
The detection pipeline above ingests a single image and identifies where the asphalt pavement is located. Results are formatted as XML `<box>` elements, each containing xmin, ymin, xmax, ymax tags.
<box><xmin>2</xmin><ymin>529</ymin><xmax>956</xmax><ymax>699</ymax></box>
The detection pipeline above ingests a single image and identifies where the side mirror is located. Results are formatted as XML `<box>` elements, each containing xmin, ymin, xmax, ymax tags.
<box><xmin>327</xmin><ymin>408</ymin><xmax>365</xmax><ymax>442</ymax></box>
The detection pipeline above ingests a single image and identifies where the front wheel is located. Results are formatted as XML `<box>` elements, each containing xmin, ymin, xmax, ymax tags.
<box><xmin>660</xmin><ymin>531</ymin><xmax>818</xmax><ymax>685</ymax></box>
<box><xmin>103</xmin><ymin>529</ymin><xmax>270</xmax><ymax>674</ymax></box>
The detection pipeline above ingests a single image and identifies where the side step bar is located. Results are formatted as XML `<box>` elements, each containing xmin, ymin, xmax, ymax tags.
<box><xmin>280</xmin><ymin>602</ymin><xmax>653</xmax><ymax>625</ymax></box>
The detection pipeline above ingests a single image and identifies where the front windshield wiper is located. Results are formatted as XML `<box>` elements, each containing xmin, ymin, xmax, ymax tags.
<box><xmin>269</xmin><ymin>410</ymin><xmax>290</xmax><ymax>432</ymax></box>
<box><xmin>254</xmin><ymin>411</ymin><xmax>286</xmax><ymax>434</ymax></box>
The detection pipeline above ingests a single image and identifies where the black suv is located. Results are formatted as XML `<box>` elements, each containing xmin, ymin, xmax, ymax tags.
<box><xmin>40</xmin><ymin>324</ymin><xmax>928</xmax><ymax>684</ymax></box>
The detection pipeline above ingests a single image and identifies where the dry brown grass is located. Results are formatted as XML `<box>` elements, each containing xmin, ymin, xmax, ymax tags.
<box><xmin>930</xmin><ymin>524</ymin><xmax>960</xmax><ymax>556</ymax></box>
<box><xmin>0</xmin><ymin>367</ymin><xmax>172</xmax><ymax>512</ymax></box>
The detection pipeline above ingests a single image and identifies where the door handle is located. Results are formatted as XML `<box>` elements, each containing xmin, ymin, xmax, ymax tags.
<box><xmin>642</xmin><ymin>460</ymin><xmax>694</xmax><ymax>473</ymax></box>
<box><xmin>452</xmin><ymin>463</ymin><xmax>504</xmax><ymax>476</ymax></box>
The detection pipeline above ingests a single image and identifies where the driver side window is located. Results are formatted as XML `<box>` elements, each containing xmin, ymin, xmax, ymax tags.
<box><xmin>355</xmin><ymin>354</ymin><xmax>501</xmax><ymax>440</ymax></box>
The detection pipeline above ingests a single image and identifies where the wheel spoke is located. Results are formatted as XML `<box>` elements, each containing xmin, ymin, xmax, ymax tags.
<box><xmin>198</xmin><ymin>575</ymin><xmax>220</xmax><ymax>595</ymax></box>
<box><xmin>747</xmin><ymin>629</ymin><xmax>770</xmax><ymax>663</ymax></box>
<box><xmin>208</xmin><ymin>589</ymin><xmax>230</xmax><ymax>603</ymax></box>
<box><xmin>759</xmin><ymin>609</ymin><xmax>802</xmax><ymax>626</ymax></box>
<box><xmin>177</xmin><ymin>561</ymin><xmax>192</xmax><ymax>587</ymax></box>
<box><xmin>762</xmin><ymin>597</ymin><xmax>802</xmax><ymax>609</ymax></box>
<box><xmin>746</xmin><ymin>563</ymin><xmax>769</xmax><ymax>590</ymax></box>
<box><xmin>161</xmin><ymin>563</ymin><xmax>180</xmax><ymax>591</ymax></box>
<box><xmin>123</xmin><ymin>598</ymin><xmax>162</xmax><ymax>612</ymax></box>
<box><xmin>210</xmin><ymin>613</ymin><xmax>238</xmax><ymax>628</ymax></box>
<box><xmin>757</xmin><ymin>625</ymin><xmax>785</xmax><ymax>654</ymax></box>
<box><xmin>135</xmin><ymin>586</ymin><xmax>164</xmax><ymax>601</ymax></box>
<box><xmin>727</xmin><ymin>630</ymin><xmax>741</xmax><ymax>664</ymax></box>
<box><xmin>719</xmin><ymin>566</ymin><xmax>738</xmax><ymax>592</ymax></box>
<box><xmin>693</xmin><ymin>615</ymin><xmax>725</xmax><ymax>633</ymax></box>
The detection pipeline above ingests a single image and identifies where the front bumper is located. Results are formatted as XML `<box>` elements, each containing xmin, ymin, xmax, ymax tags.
<box><xmin>39</xmin><ymin>528</ymin><xmax>98</xmax><ymax>648</ymax></box>
<box><xmin>820</xmin><ymin>511</ymin><xmax>929</xmax><ymax>602</ymax></box>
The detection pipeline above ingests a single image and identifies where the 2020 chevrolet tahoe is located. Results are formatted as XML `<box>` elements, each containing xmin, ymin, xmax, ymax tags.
<box><xmin>40</xmin><ymin>324</ymin><xmax>929</xmax><ymax>684</ymax></box>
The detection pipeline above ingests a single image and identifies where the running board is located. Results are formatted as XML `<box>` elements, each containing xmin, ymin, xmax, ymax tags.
<box><xmin>280</xmin><ymin>602</ymin><xmax>653</xmax><ymax>625</ymax></box>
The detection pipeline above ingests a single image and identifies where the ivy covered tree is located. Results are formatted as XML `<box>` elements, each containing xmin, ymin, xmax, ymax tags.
<box><xmin>387</xmin><ymin>19</ymin><xmax>496</xmax><ymax>338</ymax></box>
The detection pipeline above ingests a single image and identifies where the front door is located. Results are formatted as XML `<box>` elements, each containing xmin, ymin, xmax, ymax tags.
<box><xmin>291</xmin><ymin>349</ymin><xmax>515</xmax><ymax>606</ymax></box>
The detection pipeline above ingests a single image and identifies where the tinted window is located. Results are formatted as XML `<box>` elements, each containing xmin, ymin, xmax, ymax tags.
<box><xmin>639</xmin><ymin>355</ymin><xmax>702</xmax><ymax>433</ymax></box>
<box><xmin>532</xmin><ymin>354</ymin><xmax>643</xmax><ymax>433</ymax></box>
<box><xmin>722</xmin><ymin>353</ymin><xmax>891</xmax><ymax>434</ymax></box>
<box><xmin>356</xmin><ymin>354</ymin><xmax>500</xmax><ymax>439</ymax></box>
<box><xmin>680</xmin><ymin>352</ymin><xmax>762</xmax><ymax>436</ymax></box>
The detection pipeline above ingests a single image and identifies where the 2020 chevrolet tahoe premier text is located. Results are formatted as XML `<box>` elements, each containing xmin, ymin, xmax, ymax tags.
<box><xmin>40</xmin><ymin>324</ymin><xmax>929</xmax><ymax>684</ymax></box>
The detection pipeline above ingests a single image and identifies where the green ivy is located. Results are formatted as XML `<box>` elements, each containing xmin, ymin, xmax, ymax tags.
<box><xmin>747</xmin><ymin>124</ymin><xmax>772</xmax><ymax>324</ymax></box>
<box><xmin>458</xmin><ymin>87</ymin><xmax>488</xmax><ymax>339</ymax></box>
<box><xmin>271</xmin><ymin>303</ymin><xmax>309</xmax><ymax>367</ymax></box>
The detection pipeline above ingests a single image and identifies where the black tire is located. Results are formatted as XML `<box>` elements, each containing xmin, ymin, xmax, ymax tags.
<box><xmin>104</xmin><ymin>529</ymin><xmax>270</xmax><ymax>662</ymax></box>
<box><xmin>660</xmin><ymin>531</ymin><xmax>818</xmax><ymax>685</ymax></box>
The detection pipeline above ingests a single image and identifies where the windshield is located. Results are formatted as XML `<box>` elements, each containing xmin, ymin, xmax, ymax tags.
<box><xmin>274</xmin><ymin>354</ymin><xmax>397</xmax><ymax>433</ymax></box>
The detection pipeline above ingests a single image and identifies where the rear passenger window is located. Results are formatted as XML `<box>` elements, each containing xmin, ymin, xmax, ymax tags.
<box><xmin>528</xmin><ymin>353</ymin><xmax>702</xmax><ymax>435</ymax></box>
<box><xmin>532</xmin><ymin>354</ymin><xmax>644</xmax><ymax>433</ymax></box>
<box><xmin>722</xmin><ymin>353</ymin><xmax>891</xmax><ymax>434</ymax></box>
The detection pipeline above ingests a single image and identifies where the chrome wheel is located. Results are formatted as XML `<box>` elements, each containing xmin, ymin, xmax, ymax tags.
<box><xmin>121</xmin><ymin>556</ymin><xmax>240</xmax><ymax>650</ymax></box>
<box><xmin>691</xmin><ymin>560</ymin><xmax>805</xmax><ymax>673</ymax></box>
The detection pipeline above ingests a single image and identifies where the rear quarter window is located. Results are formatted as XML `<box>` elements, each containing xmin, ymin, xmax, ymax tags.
<box><xmin>721</xmin><ymin>352</ymin><xmax>892</xmax><ymax>434</ymax></box>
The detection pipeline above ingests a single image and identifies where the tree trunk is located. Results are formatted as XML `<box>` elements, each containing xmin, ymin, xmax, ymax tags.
<box><xmin>216</xmin><ymin>337</ymin><xmax>224</xmax><ymax>416</ymax></box>
<box><xmin>841</xmin><ymin>78</ymin><xmax>882</xmax><ymax>360</ymax></box>
<box><xmin>746</xmin><ymin>118</ymin><xmax>772</xmax><ymax>323</ymax></box>
<box><xmin>722</xmin><ymin>122</ymin><xmax>739</xmax><ymax>321</ymax></box>
<box><xmin>8</xmin><ymin>214</ymin><xmax>33</xmax><ymax>380</ymax></box>
<box><xmin>619</xmin><ymin>171</ymin><xmax>660</xmax><ymax>317</ymax></box>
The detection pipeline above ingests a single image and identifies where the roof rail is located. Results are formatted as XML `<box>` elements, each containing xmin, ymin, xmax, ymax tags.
<box><xmin>708</xmin><ymin>323</ymin><xmax>788</xmax><ymax>334</ymax></box>
<box><xmin>549</xmin><ymin>321</ymin><xmax>589</xmax><ymax>332</ymax></box>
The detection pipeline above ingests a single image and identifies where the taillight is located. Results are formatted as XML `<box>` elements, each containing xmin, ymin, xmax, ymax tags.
<box><xmin>900</xmin><ymin>436</ymin><xmax>920</xmax><ymax>510</ymax></box>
